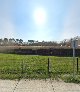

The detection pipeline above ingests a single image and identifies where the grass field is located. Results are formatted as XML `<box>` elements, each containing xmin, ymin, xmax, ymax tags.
<box><xmin>0</xmin><ymin>53</ymin><xmax>80</xmax><ymax>83</ymax></box>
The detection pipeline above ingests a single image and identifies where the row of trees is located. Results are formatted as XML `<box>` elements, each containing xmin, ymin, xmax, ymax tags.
<box><xmin>0</xmin><ymin>38</ymin><xmax>72</xmax><ymax>46</ymax></box>
<box><xmin>0</xmin><ymin>36</ymin><xmax>80</xmax><ymax>47</ymax></box>
<box><xmin>0</xmin><ymin>38</ymin><xmax>70</xmax><ymax>47</ymax></box>
<box><xmin>0</xmin><ymin>38</ymin><xmax>23</xmax><ymax>46</ymax></box>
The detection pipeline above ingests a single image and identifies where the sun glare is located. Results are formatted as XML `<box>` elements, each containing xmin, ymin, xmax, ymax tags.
<box><xmin>33</xmin><ymin>7</ymin><xmax>47</xmax><ymax>26</ymax></box>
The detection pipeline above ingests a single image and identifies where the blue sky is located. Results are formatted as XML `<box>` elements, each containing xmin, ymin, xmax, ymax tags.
<box><xmin>0</xmin><ymin>0</ymin><xmax>80</xmax><ymax>42</ymax></box>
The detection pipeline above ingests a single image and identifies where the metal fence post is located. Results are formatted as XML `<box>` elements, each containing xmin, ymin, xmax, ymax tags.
<box><xmin>77</xmin><ymin>58</ymin><xmax>79</xmax><ymax>74</ymax></box>
<box><xmin>73</xmin><ymin>47</ymin><xmax>75</xmax><ymax>77</ymax></box>
<box><xmin>71</xmin><ymin>39</ymin><xmax>78</xmax><ymax>78</ymax></box>
<box><xmin>48</xmin><ymin>58</ymin><xmax>50</xmax><ymax>77</ymax></box>
<box><xmin>21</xmin><ymin>61</ymin><xmax>24</xmax><ymax>74</ymax></box>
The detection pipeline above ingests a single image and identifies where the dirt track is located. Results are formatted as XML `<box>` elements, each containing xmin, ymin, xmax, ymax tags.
<box><xmin>0</xmin><ymin>79</ymin><xmax>80</xmax><ymax>92</ymax></box>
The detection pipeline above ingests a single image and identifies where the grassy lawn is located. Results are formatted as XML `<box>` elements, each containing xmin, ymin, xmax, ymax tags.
<box><xmin>0</xmin><ymin>53</ymin><xmax>80</xmax><ymax>83</ymax></box>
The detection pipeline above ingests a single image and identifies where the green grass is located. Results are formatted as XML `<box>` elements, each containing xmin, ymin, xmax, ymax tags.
<box><xmin>0</xmin><ymin>53</ymin><xmax>80</xmax><ymax>83</ymax></box>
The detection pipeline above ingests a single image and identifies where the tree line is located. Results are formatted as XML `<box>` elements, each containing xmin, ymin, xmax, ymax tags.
<box><xmin>0</xmin><ymin>38</ymin><xmax>23</xmax><ymax>46</ymax></box>
<box><xmin>0</xmin><ymin>38</ymin><xmax>70</xmax><ymax>47</ymax></box>
<box><xmin>0</xmin><ymin>36</ymin><xmax>80</xmax><ymax>47</ymax></box>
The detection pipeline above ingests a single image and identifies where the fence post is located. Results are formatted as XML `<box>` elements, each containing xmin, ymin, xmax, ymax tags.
<box><xmin>21</xmin><ymin>61</ymin><xmax>24</xmax><ymax>74</ymax></box>
<box><xmin>48</xmin><ymin>58</ymin><xmax>50</xmax><ymax>77</ymax></box>
<box><xmin>77</xmin><ymin>58</ymin><xmax>79</xmax><ymax>74</ymax></box>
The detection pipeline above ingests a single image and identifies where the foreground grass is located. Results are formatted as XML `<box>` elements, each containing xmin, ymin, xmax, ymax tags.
<box><xmin>0</xmin><ymin>53</ymin><xmax>80</xmax><ymax>83</ymax></box>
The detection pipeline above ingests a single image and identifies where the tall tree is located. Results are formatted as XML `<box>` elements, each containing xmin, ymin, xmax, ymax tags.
<box><xmin>4</xmin><ymin>38</ymin><xmax>8</xmax><ymax>45</ymax></box>
<box><xmin>0</xmin><ymin>39</ymin><xmax>3</xmax><ymax>45</ymax></box>
<box><xmin>19</xmin><ymin>39</ymin><xmax>23</xmax><ymax>44</ymax></box>
<box><xmin>16</xmin><ymin>39</ymin><xmax>19</xmax><ymax>44</ymax></box>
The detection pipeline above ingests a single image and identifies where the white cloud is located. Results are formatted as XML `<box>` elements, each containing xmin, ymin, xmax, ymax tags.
<box><xmin>62</xmin><ymin>0</ymin><xmax>80</xmax><ymax>40</ymax></box>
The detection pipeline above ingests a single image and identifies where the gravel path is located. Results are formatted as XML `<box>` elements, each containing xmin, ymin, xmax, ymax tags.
<box><xmin>0</xmin><ymin>79</ymin><xmax>80</xmax><ymax>92</ymax></box>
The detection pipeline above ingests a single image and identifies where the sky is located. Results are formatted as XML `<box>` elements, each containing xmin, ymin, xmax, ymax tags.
<box><xmin>0</xmin><ymin>0</ymin><xmax>80</xmax><ymax>42</ymax></box>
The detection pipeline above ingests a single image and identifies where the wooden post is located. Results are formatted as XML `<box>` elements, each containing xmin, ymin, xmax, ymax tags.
<box><xmin>77</xmin><ymin>58</ymin><xmax>79</xmax><ymax>74</ymax></box>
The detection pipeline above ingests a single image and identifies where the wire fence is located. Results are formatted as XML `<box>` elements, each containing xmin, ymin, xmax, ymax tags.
<box><xmin>0</xmin><ymin>57</ymin><xmax>80</xmax><ymax>79</ymax></box>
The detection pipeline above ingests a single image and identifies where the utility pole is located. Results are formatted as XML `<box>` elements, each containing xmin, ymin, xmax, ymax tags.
<box><xmin>71</xmin><ymin>38</ymin><xmax>78</xmax><ymax>78</ymax></box>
